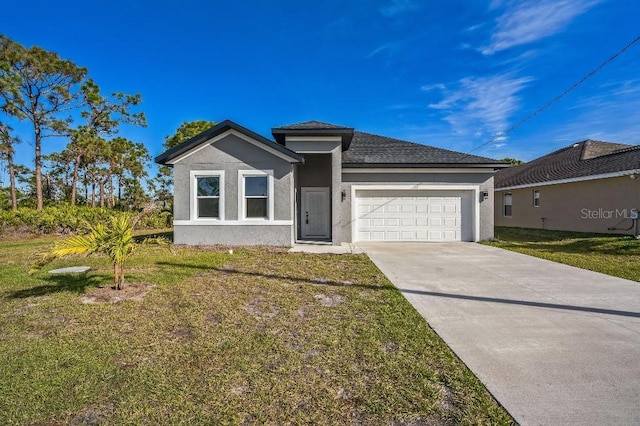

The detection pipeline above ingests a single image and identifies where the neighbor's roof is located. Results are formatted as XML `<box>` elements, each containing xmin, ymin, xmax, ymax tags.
<box><xmin>342</xmin><ymin>131</ymin><xmax>507</xmax><ymax>167</ymax></box>
<box><xmin>155</xmin><ymin>120</ymin><xmax>304</xmax><ymax>165</ymax></box>
<box><xmin>495</xmin><ymin>140</ymin><xmax>640</xmax><ymax>189</ymax></box>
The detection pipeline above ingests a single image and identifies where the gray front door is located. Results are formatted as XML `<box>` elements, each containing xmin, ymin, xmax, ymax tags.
<box><xmin>301</xmin><ymin>187</ymin><xmax>330</xmax><ymax>239</ymax></box>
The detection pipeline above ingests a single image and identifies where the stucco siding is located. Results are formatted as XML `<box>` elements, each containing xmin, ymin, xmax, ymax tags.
<box><xmin>171</xmin><ymin>133</ymin><xmax>295</xmax><ymax>246</ymax></box>
<box><xmin>174</xmin><ymin>225</ymin><xmax>293</xmax><ymax>246</ymax></box>
<box><xmin>495</xmin><ymin>176</ymin><xmax>640</xmax><ymax>234</ymax></box>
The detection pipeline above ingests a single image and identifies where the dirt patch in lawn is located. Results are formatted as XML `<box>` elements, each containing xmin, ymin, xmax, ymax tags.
<box><xmin>79</xmin><ymin>283</ymin><xmax>155</xmax><ymax>304</ymax></box>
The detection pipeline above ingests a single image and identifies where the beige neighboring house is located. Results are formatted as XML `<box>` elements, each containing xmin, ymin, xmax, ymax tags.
<box><xmin>494</xmin><ymin>140</ymin><xmax>640</xmax><ymax>235</ymax></box>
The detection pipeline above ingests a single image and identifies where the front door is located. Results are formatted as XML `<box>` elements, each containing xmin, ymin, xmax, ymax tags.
<box><xmin>301</xmin><ymin>187</ymin><xmax>330</xmax><ymax>239</ymax></box>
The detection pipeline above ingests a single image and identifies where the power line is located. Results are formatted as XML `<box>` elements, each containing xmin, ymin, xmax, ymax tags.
<box><xmin>464</xmin><ymin>33</ymin><xmax>640</xmax><ymax>157</ymax></box>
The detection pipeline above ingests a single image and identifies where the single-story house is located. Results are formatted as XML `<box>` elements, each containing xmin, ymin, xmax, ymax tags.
<box><xmin>155</xmin><ymin>120</ymin><xmax>508</xmax><ymax>246</ymax></box>
<box><xmin>494</xmin><ymin>139</ymin><xmax>640</xmax><ymax>235</ymax></box>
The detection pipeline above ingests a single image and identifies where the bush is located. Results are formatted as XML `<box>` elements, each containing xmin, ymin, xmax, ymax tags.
<box><xmin>0</xmin><ymin>205</ymin><xmax>172</xmax><ymax>235</ymax></box>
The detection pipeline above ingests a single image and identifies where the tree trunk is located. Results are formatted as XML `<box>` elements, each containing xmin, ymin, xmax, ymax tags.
<box><xmin>118</xmin><ymin>263</ymin><xmax>125</xmax><ymax>290</ymax></box>
<box><xmin>34</xmin><ymin>124</ymin><xmax>43</xmax><ymax>210</ymax></box>
<box><xmin>117</xmin><ymin>175</ymin><xmax>122</xmax><ymax>203</ymax></box>
<box><xmin>99</xmin><ymin>179</ymin><xmax>105</xmax><ymax>207</ymax></box>
<box><xmin>91</xmin><ymin>182</ymin><xmax>96</xmax><ymax>207</ymax></box>
<box><xmin>45</xmin><ymin>172</ymin><xmax>52</xmax><ymax>201</ymax></box>
<box><xmin>113</xmin><ymin>263</ymin><xmax>119</xmax><ymax>287</ymax></box>
<box><xmin>7</xmin><ymin>150</ymin><xmax>17</xmax><ymax>210</ymax></box>
<box><xmin>110</xmin><ymin>176</ymin><xmax>115</xmax><ymax>208</ymax></box>
<box><xmin>70</xmin><ymin>154</ymin><xmax>80</xmax><ymax>205</ymax></box>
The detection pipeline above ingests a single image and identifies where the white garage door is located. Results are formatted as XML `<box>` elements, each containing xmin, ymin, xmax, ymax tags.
<box><xmin>355</xmin><ymin>190</ymin><xmax>474</xmax><ymax>242</ymax></box>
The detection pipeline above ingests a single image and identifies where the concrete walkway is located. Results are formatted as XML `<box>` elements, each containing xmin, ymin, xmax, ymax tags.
<box><xmin>360</xmin><ymin>242</ymin><xmax>640</xmax><ymax>425</ymax></box>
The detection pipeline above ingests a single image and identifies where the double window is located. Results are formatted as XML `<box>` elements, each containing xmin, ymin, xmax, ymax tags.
<box><xmin>190</xmin><ymin>170</ymin><xmax>273</xmax><ymax>221</ymax></box>
<box><xmin>503</xmin><ymin>193</ymin><xmax>512</xmax><ymax>217</ymax></box>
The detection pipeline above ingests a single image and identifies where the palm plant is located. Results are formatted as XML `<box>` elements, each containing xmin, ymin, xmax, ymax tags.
<box><xmin>52</xmin><ymin>215</ymin><xmax>135</xmax><ymax>289</ymax></box>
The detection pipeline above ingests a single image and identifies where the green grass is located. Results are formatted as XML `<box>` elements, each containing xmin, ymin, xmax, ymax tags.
<box><xmin>0</xmin><ymin>235</ymin><xmax>512</xmax><ymax>424</ymax></box>
<box><xmin>484</xmin><ymin>227</ymin><xmax>640</xmax><ymax>282</ymax></box>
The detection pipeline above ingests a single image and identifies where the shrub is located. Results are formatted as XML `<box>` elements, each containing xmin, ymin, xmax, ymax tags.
<box><xmin>0</xmin><ymin>205</ymin><xmax>172</xmax><ymax>235</ymax></box>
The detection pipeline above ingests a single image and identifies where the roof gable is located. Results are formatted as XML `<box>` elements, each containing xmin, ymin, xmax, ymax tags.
<box><xmin>155</xmin><ymin>120</ymin><xmax>304</xmax><ymax>165</ymax></box>
<box><xmin>495</xmin><ymin>140</ymin><xmax>640</xmax><ymax>188</ymax></box>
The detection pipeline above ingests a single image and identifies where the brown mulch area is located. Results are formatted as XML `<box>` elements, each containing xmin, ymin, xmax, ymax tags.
<box><xmin>79</xmin><ymin>283</ymin><xmax>155</xmax><ymax>304</ymax></box>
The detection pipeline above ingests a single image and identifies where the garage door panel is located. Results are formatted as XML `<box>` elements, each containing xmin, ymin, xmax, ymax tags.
<box><xmin>356</xmin><ymin>189</ymin><xmax>473</xmax><ymax>242</ymax></box>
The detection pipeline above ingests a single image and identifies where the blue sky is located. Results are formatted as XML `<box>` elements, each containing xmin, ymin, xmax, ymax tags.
<box><xmin>1</xmin><ymin>0</ymin><xmax>639</xmax><ymax>182</ymax></box>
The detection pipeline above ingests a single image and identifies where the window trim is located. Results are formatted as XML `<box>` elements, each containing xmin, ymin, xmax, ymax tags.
<box><xmin>503</xmin><ymin>193</ymin><xmax>512</xmax><ymax>217</ymax></box>
<box><xmin>533</xmin><ymin>190</ymin><xmax>540</xmax><ymax>207</ymax></box>
<box><xmin>190</xmin><ymin>170</ymin><xmax>225</xmax><ymax>221</ymax></box>
<box><xmin>238</xmin><ymin>169</ymin><xmax>274</xmax><ymax>221</ymax></box>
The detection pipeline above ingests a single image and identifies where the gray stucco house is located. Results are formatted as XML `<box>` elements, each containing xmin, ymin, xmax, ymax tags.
<box><xmin>155</xmin><ymin>120</ymin><xmax>507</xmax><ymax>246</ymax></box>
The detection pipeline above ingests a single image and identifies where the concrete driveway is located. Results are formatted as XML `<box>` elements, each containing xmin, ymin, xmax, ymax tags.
<box><xmin>360</xmin><ymin>242</ymin><xmax>640</xmax><ymax>425</ymax></box>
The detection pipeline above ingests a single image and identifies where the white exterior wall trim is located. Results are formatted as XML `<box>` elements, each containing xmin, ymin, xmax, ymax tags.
<box><xmin>496</xmin><ymin>169</ymin><xmax>640</xmax><ymax>191</ymax></box>
<box><xmin>190</xmin><ymin>170</ymin><xmax>225</xmax><ymax>222</ymax></box>
<box><xmin>238</xmin><ymin>169</ymin><xmax>275</xmax><ymax>222</ymax></box>
<box><xmin>349</xmin><ymin>184</ymin><xmax>480</xmax><ymax>243</ymax></box>
<box><xmin>174</xmin><ymin>220</ymin><xmax>293</xmax><ymax>226</ymax></box>
<box><xmin>285</xmin><ymin>136</ymin><xmax>342</xmax><ymax>142</ymax></box>
<box><xmin>168</xmin><ymin>129</ymin><xmax>298</xmax><ymax>164</ymax></box>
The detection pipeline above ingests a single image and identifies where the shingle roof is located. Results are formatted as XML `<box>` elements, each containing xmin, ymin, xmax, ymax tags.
<box><xmin>495</xmin><ymin>140</ymin><xmax>640</xmax><ymax>188</ymax></box>
<box><xmin>273</xmin><ymin>120</ymin><xmax>353</xmax><ymax>130</ymax></box>
<box><xmin>342</xmin><ymin>131</ymin><xmax>505</xmax><ymax>166</ymax></box>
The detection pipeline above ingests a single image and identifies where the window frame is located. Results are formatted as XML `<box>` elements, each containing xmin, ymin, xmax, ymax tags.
<box><xmin>238</xmin><ymin>169</ymin><xmax>274</xmax><ymax>221</ymax></box>
<box><xmin>503</xmin><ymin>193</ymin><xmax>513</xmax><ymax>217</ymax></box>
<box><xmin>533</xmin><ymin>190</ymin><xmax>540</xmax><ymax>208</ymax></box>
<box><xmin>190</xmin><ymin>170</ymin><xmax>225</xmax><ymax>221</ymax></box>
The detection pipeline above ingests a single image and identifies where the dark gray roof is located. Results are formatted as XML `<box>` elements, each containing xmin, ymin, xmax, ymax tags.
<box><xmin>495</xmin><ymin>140</ymin><xmax>640</xmax><ymax>188</ymax></box>
<box><xmin>342</xmin><ymin>131</ymin><xmax>507</xmax><ymax>167</ymax></box>
<box><xmin>155</xmin><ymin>120</ymin><xmax>304</xmax><ymax>165</ymax></box>
<box><xmin>273</xmin><ymin>120</ymin><xmax>353</xmax><ymax>130</ymax></box>
<box><xmin>272</xmin><ymin>121</ymin><xmax>355</xmax><ymax>150</ymax></box>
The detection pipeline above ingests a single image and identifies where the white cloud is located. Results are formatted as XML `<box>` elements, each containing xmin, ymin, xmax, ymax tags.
<box><xmin>364</xmin><ymin>42</ymin><xmax>405</xmax><ymax>59</ymax></box>
<box><xmin>379</xmin><ymin>0</ymin><xmax>420</xmax><ymax>18</ymax></box>
<box><xmin>481</xmin><ymin>0</ymin><xmax>601</xmax><ymax>55</ymax></box>
<box><xmin>427</xmin><ymin>73</ymin><xmax>534</xmax><ymax>136</ymax></box>
<box><xmin>552</xmin><ymin>78</ymin><xmax>640</xmax><ymax>144</ymax></box>
<box><xmin>420</xmin><ymin>83</ymin><xmax>446</xmax><ymax>92</ymax></box>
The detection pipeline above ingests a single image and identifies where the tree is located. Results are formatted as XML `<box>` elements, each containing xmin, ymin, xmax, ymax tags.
<box><xmin>36</xmin><ymin>204</ymin><xmax>160</xmax><ymax>290</ymax></box>
<box><xmin>0</xmin><ymin>35</ymin><xmax>87</xmax><ymax>210</ymax></box>
<box><xmin>66</xmin><ymin>79</ymin><xmax>146</xmax><ymax>205</ymax></box>
<box><xmin>154</xmin><ymin>120</ymin><xmax>215</xmax><ymax>206</ymax></box>
<box><xmin>0</xmin><ymin>121</ymin><xmax>19</xmax><ymax>209</ymax></box>
<box><xmin>501</xmin><ymin>157</ymin><xmax>525</xmax><ymax>166</ymax></box>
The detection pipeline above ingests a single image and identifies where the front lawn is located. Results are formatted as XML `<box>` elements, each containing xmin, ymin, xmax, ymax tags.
<box><xmin>485</xmin><ymin>227</ymin><xmax>640</xmax><ymax>282</ymax></box>
<box><xmin>0</xmin><ymin>235</ymin><xmax>512</xmax><ymax>424</ymax></box>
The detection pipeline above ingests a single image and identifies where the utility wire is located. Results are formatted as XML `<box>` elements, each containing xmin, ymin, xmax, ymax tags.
<box><xmin>464</xmin><ymin>34</ymin><xmax>640</xmax><ymax>157</ymax></box>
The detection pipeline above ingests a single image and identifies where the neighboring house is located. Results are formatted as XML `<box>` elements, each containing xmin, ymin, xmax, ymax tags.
<box><xmin>494</xmin><ymin>140</ymin><xmax>640</xmax><ymax>235</ymax></box>
<box><xmin>155</xmin><ymin>120</ymin><xmax>507</xmax><ymax>246</ymax></box>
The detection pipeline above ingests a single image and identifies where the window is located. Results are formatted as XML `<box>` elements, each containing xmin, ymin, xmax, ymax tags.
<box><xmin>239</xmin><ymin>170</ymin><xmax>273</xmax><ymax>220</ymax></box>
<box><xmin>503</xmin><ymin>193</ymin><xmax>512</xmax><ymax>217</ymax></box>
<box><xmin>191</xmin><ymin>171</ymin><xmax>224</xmax><ymax>220</ymax></box>
<box><xmin>245</xmin><ymin>176</ymin><xmax>268</xmax><ymax>218</ymax></box>
<box><xmin>533</xmin><ymin>190</ymin><xmax>540</xmax><ymax>207</ymax></box>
